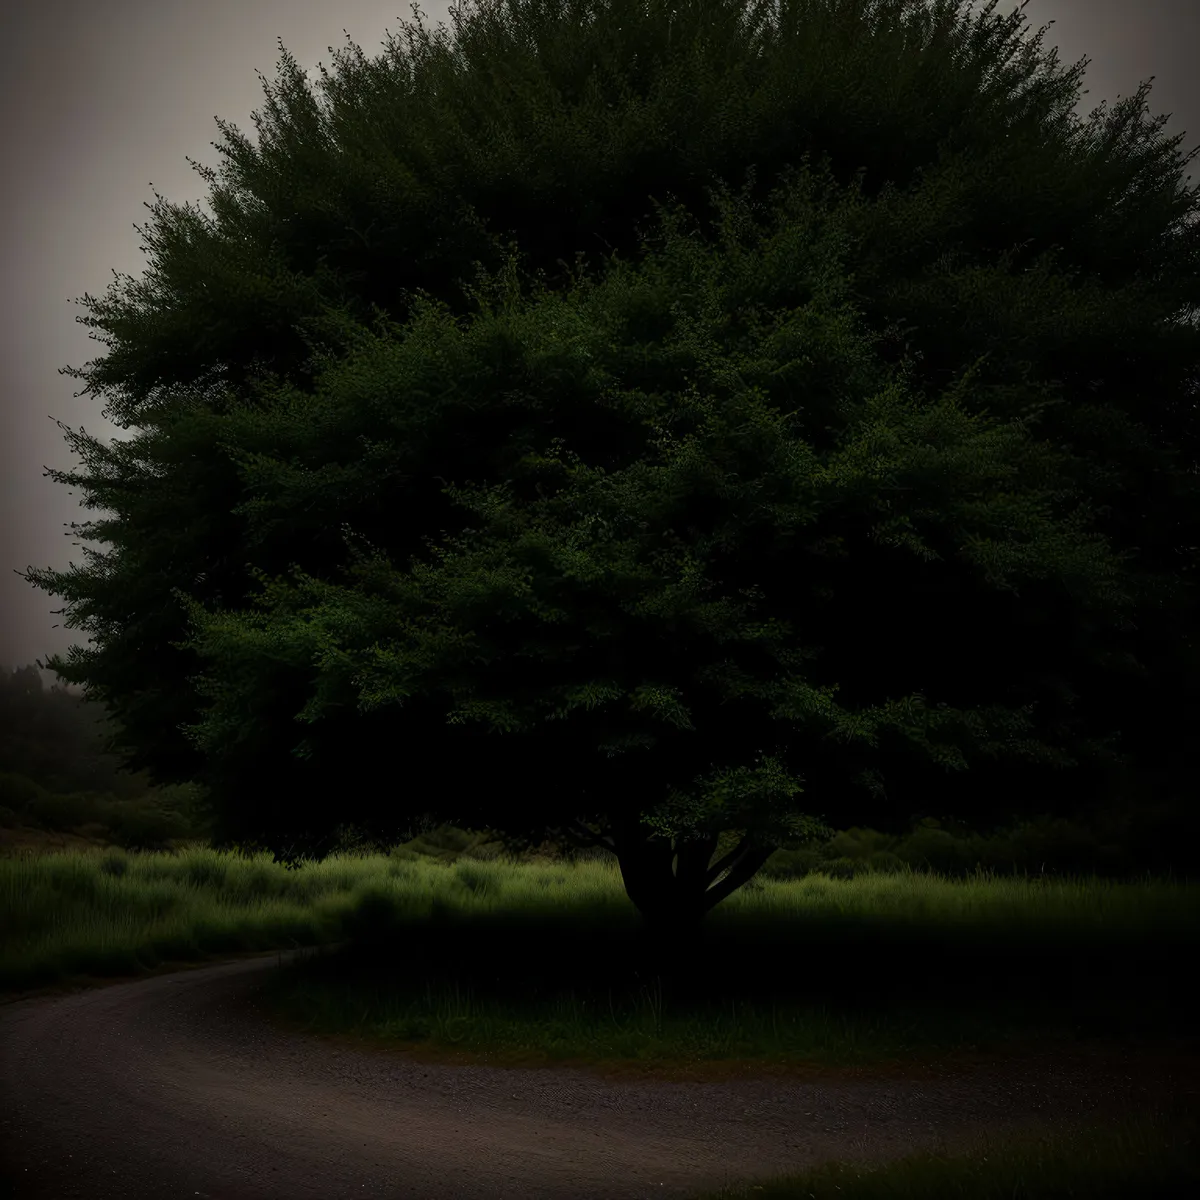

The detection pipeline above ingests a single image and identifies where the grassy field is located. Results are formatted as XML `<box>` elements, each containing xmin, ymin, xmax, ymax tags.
<box><xmin>2</xmin><ymin>835</ymin><xmax>1196</xmax><ymax>1197</ymax></box>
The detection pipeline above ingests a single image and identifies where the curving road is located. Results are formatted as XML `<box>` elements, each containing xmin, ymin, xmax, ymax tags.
<box><xmin>0</xmin><ymin>946</ymin><xmax>1194</xmax><ymax>1199</ymax></box>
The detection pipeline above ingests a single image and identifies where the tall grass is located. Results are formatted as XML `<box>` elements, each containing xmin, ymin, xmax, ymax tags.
<box><xmin>3</xmin><ymin>840</ymin><xmax>1196</xmax><ymax>1199</ymax></box>
<box><xmin>3</xmin><ymin>841</ymin><xmax>1194</xmax><ymax>1066</ymax></box>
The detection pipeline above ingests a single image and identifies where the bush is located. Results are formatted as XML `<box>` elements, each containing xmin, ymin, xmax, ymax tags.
<box><xmin>461</xmin><ymin>839</ymin><xmax>506</xmax><ymax>862</ymax></box>
<box><xmin>391</xmin><ymin>824</ymin><xmax>542</xmax><ymax>866</ymax></box>
<box><xmin>386</xmin><ymin>845</ymin><xmax>423</xmax><ymax>864</ymax></box>
<box><xmin>895</xmin><ymin>821</ymin><xmax>976</xmax><ymax>877</ymax></box>
<box><xmin>866</xmin><ymin>850</ymin><xmax>907</xmax><ymax>874</ymax></box>
<box><xmin>818</xmin><ymin>857</ymin><xmax>865</xmax><ymax>880</ymax></box>
<box><xmin>102</xmin><ymin>800</ymin><xmax>192</xmax><ymax>854</ymax></box>
<box><xmin>24</xmin><ymin>788</ymin><xmax>98</xmax><ymax>832</ymax></box>
<box><xmin>986</xmin><ymin>816</ymin><xmax>1093</xmax><ymax>877</ymax></box>
<box><xmin>0</xmin><ymin>771</ymin><xmax>53</xmax><ymax>820</ymax></box>
<box><xmin>149</xmin><ymin>781</ymin><xmax>215</xmax><ymax>839</ymax></box>
<box><xmin>825</xmin><ymin>827</ymin><xmax>900</xmax><ymax>861</ymax></box>
<box><xmin>762</xmin><ymin>846</ymin><xmax>825</xmax><ymax>880</ymax></box>
<box><xmin>1094</xmin><ymin>792</ymin><xmax>1196</xmax><ymax>879</ymax></box>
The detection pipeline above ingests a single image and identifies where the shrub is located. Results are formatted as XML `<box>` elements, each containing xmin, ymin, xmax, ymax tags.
<box><xmin>819</xmin><ymin>857</ymin><xmax>864</xmax><ymax>880</ymax></box>
<box><xmin>761</xmin><ymin>846</ymin><xmax>825</xmax><ymax>880</ymax></box>
<box><xmin>461</xmin><ymin>839</ymin><xmax>506</xmax><ymax>862</ymax></box>
<box><xmin>24</xmin><ymin>789</ymin><xmax>97</xmax><ymax>832</ymax></box>
<box><xmin>895</xmin><ymin>823</ymin><xmax>976</xmax><ymax>877</ymax></box>
<box><xmin>386</xmin><ymin>845</ymin><xmax>422</xmax><ymax>863</ymax></box>
<box><xmin>825</xmin><ymin>827</ymin><xmax>900</xmax><ymax>861</ymax></box>
<box><xmin>0</xmin><ymin>772</ymin><xmax>54</xmax><ymax>820</ymax></box>
<box><xmin>866</xmin><ymin>850</ymin><xmax>907</xmax><ymax>874</ymax></box>
<box><xmin>102</xmin><ymin>800</ymin><xmax>192</xmax><ymax>854</ymax></box>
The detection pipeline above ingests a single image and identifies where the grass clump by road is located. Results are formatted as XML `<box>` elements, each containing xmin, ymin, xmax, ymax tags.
<box><xmin>2</xmin><ymin>836</ymin><xmax>1197</xmax><ymax>1196</ymax></box>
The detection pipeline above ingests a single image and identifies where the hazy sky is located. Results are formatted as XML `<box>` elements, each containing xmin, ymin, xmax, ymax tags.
<box><xmin>3</xmin><ymin>0</ymin><xmax>1198</xmax><ymax>691</ymax></box>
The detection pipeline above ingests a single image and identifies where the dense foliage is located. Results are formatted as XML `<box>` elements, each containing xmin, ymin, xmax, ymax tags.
<box><xmin>18</xmin><ymin>0</ymin><xmax>1200</xmax><ymax>931</ymax></box>
<box><xmin>2</xmin><ymin>656</ymin><xmax>1194</xmax><ymax>884</ymax></box>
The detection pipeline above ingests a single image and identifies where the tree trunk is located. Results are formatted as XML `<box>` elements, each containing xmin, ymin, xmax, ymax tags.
<box><xmin>550</xmin><ymin>815</ymin><xmax>777</xmax><ymax>985</ymax></box>
<box><xmin>611</xmin><ymin>827</ymin><xmax>776</xmax><ymax>984</ymax></box>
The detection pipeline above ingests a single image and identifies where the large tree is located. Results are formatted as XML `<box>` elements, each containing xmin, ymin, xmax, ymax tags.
<box><xmin>20</xmin><ymin>0</ymin><xmax>1200</xmax><ymax>937</ymax></box>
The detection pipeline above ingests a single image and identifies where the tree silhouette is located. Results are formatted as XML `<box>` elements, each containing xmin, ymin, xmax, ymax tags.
<box><xmin>17</xmin><ymin>0</ymin><xmax>1200</xmax><ymax>940</ymax></box>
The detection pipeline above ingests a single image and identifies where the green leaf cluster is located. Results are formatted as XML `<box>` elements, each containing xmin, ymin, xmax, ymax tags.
<box><xmin>167</xmin><ymin>158</ymin><xmax>1164</xmax><ymax>856</ymax></box>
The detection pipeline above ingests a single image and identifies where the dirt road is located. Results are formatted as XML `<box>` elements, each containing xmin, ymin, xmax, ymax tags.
<box><xmin>0</xmin><ymin>947</ymin><xmax>1194</xmax><ymax>1199</ymax></box>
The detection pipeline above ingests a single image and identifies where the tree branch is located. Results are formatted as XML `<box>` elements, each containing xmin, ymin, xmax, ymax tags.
<box><xmin>703</xmin><ymin>834</ymin><xmax>756</xmax><ymax>888</ymax></box>
<box><xmin>701</xmin><ymin>836</ymin><xmax>777</xmax><ymax>913</ymax></box>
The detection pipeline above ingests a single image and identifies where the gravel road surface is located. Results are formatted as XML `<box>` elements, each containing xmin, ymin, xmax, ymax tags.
<box><xmin>1</xmin><ymin>946</ymin><xmax>1194</xmax><ymax>1199</ymax></box>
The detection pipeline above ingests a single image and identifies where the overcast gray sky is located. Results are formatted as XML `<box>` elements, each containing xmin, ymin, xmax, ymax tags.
<box><xmin>3</xmin><ymin>0</ymin><xmax>1198</xmax><ymax>691</ymax></box>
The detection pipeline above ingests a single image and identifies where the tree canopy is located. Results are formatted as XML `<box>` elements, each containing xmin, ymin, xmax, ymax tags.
<box><xmin>19</xmin><ymin>0</ymin><xmax>1200</xmax><ymax>934</ymax></box>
